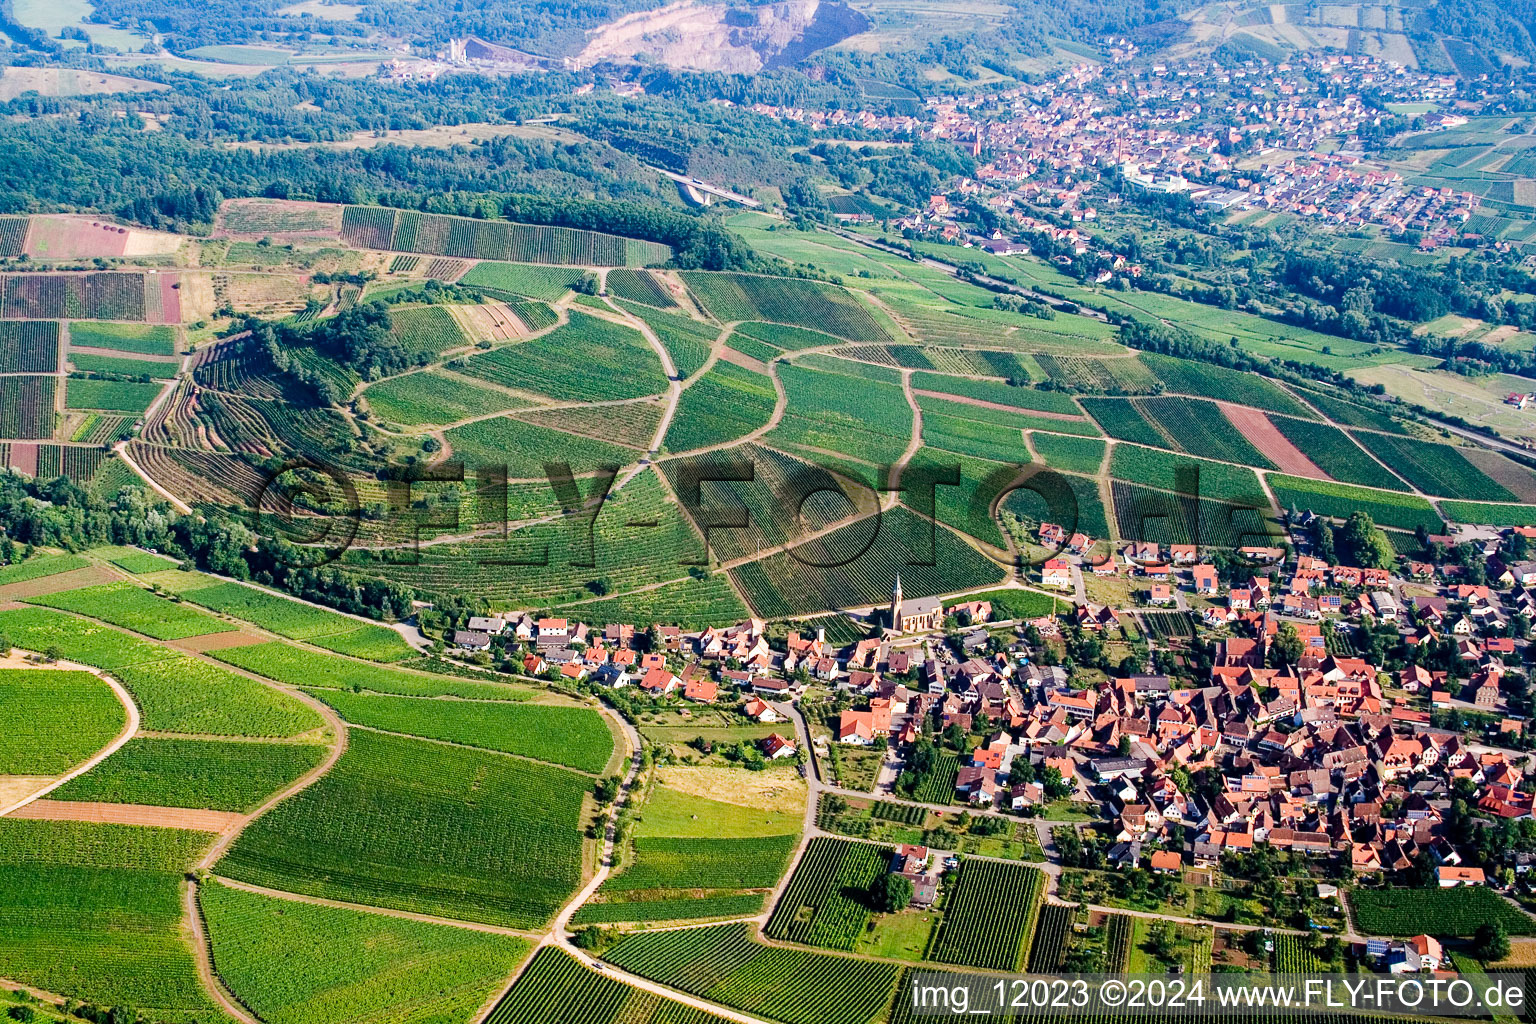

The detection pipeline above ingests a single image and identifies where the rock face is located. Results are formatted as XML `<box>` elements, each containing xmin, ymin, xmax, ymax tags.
<box><xmin>574</xmin><ymin>0</ymin><xmax>869</xmax><ymax>73</ymax></box>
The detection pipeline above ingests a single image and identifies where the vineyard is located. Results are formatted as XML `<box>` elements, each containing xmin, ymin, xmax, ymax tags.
<box><xmin>459</xmin><ymin>262</ymin><xmax>585</xmax><ymax>300</ymax></box>
<box><xmin>212</xmin><ymin>641</ymin><xmax>532</xmax><ymax>701</ymax></box>
<box><xmin>1290</xmin><ymin>386</ymin><xmax>1405</xmax><ymax>433</ymax></box>
<box><xmin>1350</xmin><ymin>431</ymin><xmax>1518</xmax><ymax>501</ymax></box>
<box><xmin>388</xmin><ymin>305</ymin><xmax>468</xmax><ymax>356</ymax></box>
<box><xmin>115</xmin><ymin>655</ymin><xmax>323</xmax><ymax>737</ymax></box>
<box><xmin>1266</xmin><ymin>475</ymin><xmax>1445</xmax><ymax>533</ymax></box>
<box><xmin>607</xmin><ymin>268</ymin><xmax>679</xmax><ymax>308</ymax></box>
<box><xmin>217</xmin><ymin>729</ymin><xmax>590</xmax><ymax>929</ymax></box>
<box><xmin>0</xmin><ymin>552</ymin><xmax>89</xmax><ymax>585</ymax></box>
<box><xmin>909</xmin><ymin>751</ymin><xmax>962</xmax><ymax>804</ymax></box>
<box><xmin>1029</xmin><ymin>433</ymin><xmax>1105</xmax><ymax>475</ymax></box>
<box><xmin>603</xmin><ymin>922</ymin><xmax>901</xmax><ymax>1024</ymax></box>
<box><xmin>731</xmin><ymin>505</ymin><xmax>1006</xmax><ymax>618</ymax></box>
<box><xmin>52</xmin><ymin>736</ymin><xmax>328</xmax><ymax>811</ymax></box>
<box><xmin>340</xmin><ymin>205</ymin><xmax>671</xmax><ymax>266</ymax></box>
<box><xmin>364</xmin><ymin>369</ymin><xmax>521</xmax><ymax>427</ymax></box>
<box><xmin>911</xmin><ymin>372</ymin><xmax>1083</xmax><ymax>417</ymax></box>
<box><xmin>0</xmin><ymin>669</ymin><xmax>125</xmax><ymax>775</ymax></box>
<box><xmin>0</xmin><ymin>216</ymin><xmax>27</xmax><ymax>256</ymax></box>
<box><xmin>67</xmin><ymin>321</ymin><xmax>177</xmax><ymax>355</ymax></box>
<box><xmin>1142</xmin><ymin>610</ymin><xmax>1196</xmax><ymax>640</ymax></box>
<box><xmin>1348</xmin><ymin>885</ymin><xmax>1536</xmax><ymax>937</ymax></box>
<box><xmin>0</xmin><ymin>606</ymin><xmax>178</xmax><ymax>671</ymax></box>
<box><xmin>1111</xmin><ymin>482</ymin><xmax>1278</xmax><ymax>548</ymax></box>
<box><xmin>25</xmin><ymin>582</ymin><xmax>237</xmax><ymax>641</ymax></box>
<box><xmin>620</xmin><ymin>301</ymin><xmax>716</xmax><ymax>379</ymax></box>
<box><xmin>1079</xmin><ymin>398</ymin><xmax>1169</xmax><ymax>448</ymax></box>
<box><xmin>308</xmin><ymin>687</ymin><xmax>614</xmax><ymax>772</ymax></box>
<box><xmin>445</xmin><ymin>414</ymin><xmax>639</xmax><ymax>479</ymax></box>
<box><xmin>683</xmin><ymin>272</ymin><xmax>891</xmax><ymax>343</ymax></box>
<box><xmin>1140</xmin><ymin>353</ymin><xmax>1315</xmax><ymax>417</ymax></box>
<box><xmin>1134</xmin><ymin>397</ymin><xmax>1278</xmax><ymax>469</ymax></box>
<box><xmin>663</xmin><ymin>360</ymin><xmax>777</xmax><ymax>452</ymax></box>
<box><xmin>0</xmin><ymin>273</ymin><xmax>147</xmax><ymax>320</ymax></box>
<box><xmin>922</xmin><ymin>406</ymin><xmax>1030</xmax><ymax>463</ymax></box>
<box><xmin>765</xmin><ymin>836</ymin><xmax>891</xmax><ymax>949</ymax></box>
<box><xmin>65</xmin><ymin>377</ymin><xmax>163</xmax><ymax>414</ymax></box>
<box><xmin>0</xmin><ymin>375</ymin><xmax>56</xmax><ymax>439</ymax></box>
<box><xmin>0</xmin><ymin>819</ymin><xmax>224</xmax><ymax>1020</ymax></box>
<box><xmin>453</xmin><ymin>311</ymin><xmax>665</xmax><ymax>401</ymax></box>
<box><xmin>0</xmin><ymin>321</ymin><xmax>58</xmax><ymax>372</ymax></box>
<box><xmin>1267</xmin><ymin>416</ymin><xmax>1408</xmax><ymax>491</ymax></box>
<box><xmin>926</xmin><ymin>860</ymin><xmax>1045</xmax><ymax>971</ymax></box>
<box><xmin>172</xmin><ymin>579</ymin><xmax>415</xmax><ymax>662</ymax></box>
<box><xmin>1001</xmin><ymin>472</ymin><xmax>1111</xmax><ymax>543</ymax></box>
<box><xmin>486</xmin><ymin>947</ymin><xmax>737</xmax><ymax>1024</ymax></box>
<box><xmin>769</xmin><ymin>361</ymin><xmax>913</xmax><ymax>470</ymax></box>
<box><xmin>1107</xmin><ymin>445</ymin><xmax>1268</xmax><ymax>504</ymax></box>
<box><xmin>917</xmin><ymin>397</ymin><xmax>1102</xmax><ymax>442</ymax></box>
<box><xmin>202</xmin><ymin>879</ymin><xmax>530</xmax><ymax>1024</ymax></box>
<box><xmin>1034</xmin><ymin>354</ymin><xmax>1156</xmax><ymax>394</ymax></box>
<box><xmin>1025</xmin><ymin>902</ymin><xmax>1076</xmax><ymax>972</ymax></box>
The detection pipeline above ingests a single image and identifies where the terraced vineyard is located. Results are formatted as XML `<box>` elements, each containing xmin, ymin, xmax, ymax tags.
<box><xmin>341</xmin><ymin>206</ymin><xmax>671</xmax><ymax>266</ymax></box>
<box><xmin>927</xmin><ymin>860</ymin><xmax>1045</xmax><ymax>970</ymax></box>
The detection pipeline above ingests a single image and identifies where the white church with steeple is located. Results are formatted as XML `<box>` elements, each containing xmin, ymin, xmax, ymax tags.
<box><xmin>888</xmin><ymin>574</ymin><xmax>943</xmax><ymax>634</ymax></box>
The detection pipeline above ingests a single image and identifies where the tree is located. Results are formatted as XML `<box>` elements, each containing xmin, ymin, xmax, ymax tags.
<box><xmin>942</xmin><ymin>723</ymin><xmax>967</xmax><ymax>751</ymax></box>
<box><xmin>1474</xmin><ymin>922</ymin><xmax>1511</xmax><ymax>963</ymax></box>
<box><xmin>870</xmin><ymin>871</ymin><xmax>913</xmax><ymax>913</ymax></box>
<box><xmin>1271</xmin><ymin>623</ymin><xmax>1305</xmax><ymax>667</ymax></box>
<box><xmin>1041</xmin><ymin>765</ymin><xmax>1072</xmax><ymax>801</ymax></box>
<box><xmin>1338</xmin><ymin>511</ymin><xmax>1394</xmax><ymax>570</ymax></box>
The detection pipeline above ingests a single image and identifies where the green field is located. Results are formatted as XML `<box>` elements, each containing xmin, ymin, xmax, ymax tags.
<box><xmin>1266</xmin><ymin>416</ymin><xmax>1407</xmax><ymax>490</ymax></box>
<box><xmin>1268</xmin><ymin>475</ymin><xmax>1445</xmax><ymax>532</ymax></box>
<box><xmin>25</xmin><ymin>582</ymin><xmax>237</xmax><ymax>640</ymax></box>
<box><xmin>0</xmin><ymin>818</ymin><xmax>221</xmax><ymax>1018</ymax></box>
<box><xmin>453</xmin><ymin>310</ymin><xmax>664</xmax><ymax>401</ymax></box>
<box><xmin>0</xmin><ymin>606</ymin><xmax>176</xmax><ymax>671</ymax></box>
<box><xmin>1107</xmin><ymin>445</ymin><xmax>1267</xmax><ymax>503</ymax></box>
<box><xmin>767</xmin><ymin>360</ymin><xmax>912</xmax><ymax>471</ymax></box>
<box><xmin>69</xmin><ymin>351</ymin><xmax>176</xmax><ymax>377</ymax></box>
<box><xmin>363</xmin><ymin>369</ymin><xmax>526</xmax><ymax>427</ymax></box>
<box><xmin>604</xmin><ymin>922</ymin><xmax>900</xmax><ymax>1024</ymax></box>
<box><xmin>663</xmin><ymin>359</ymin><xmax>777</xmax><ymax>452</ymax></box>
<box><xmin>66</xmin><ymin>321</ymin><xmax>177</xmax><ymax>355</ymax></box>
<box><xmin>213</xmin><ymin>640</ymin><xmax>534</xmax><ymax>701</ymax></box>
<box><xmin>0</xmin><ymin>552</ymin><xmax>89</xmax><ymax>585</ymax></box>
<box><xmin>444</xmin><ymin>414</ymin><xmax>639</xmax><ymax>478</ymax></box>
<box><xmin>927</xmin><ymin>860</ymin><xmax>1045</xmax><ymax>971</ymax></box>
<box><xmin>307</xmin><ymin>687</ymin><xmax>613</xmax><ymax>773</ymax></box>
<box><xmin>64</xmin><ymin>377</ymin><xmax>163</xmax><ymax>413</ymax></box>
<box><xmin>1028</xmin><ymin>433</ymin><xmax>1105</xmax><ymax>475</ymax></box>
<box><xmin>115</xmin><ymin>656</ymin><xmax>324</xmax><ymax>737</ymax></box>
<box><xmin>52</xmin><ymin>736</ymin><xmax>326</xmax><ymax>811</ymax></box>
<box><xmin>218</xmin><ymin>729</ymin><xmax>589</xmax><ymax>928</ymax></box>
<box><xmin>1140</xmin><ymin>353</ymin><xmax>1314</xmax><ymax>417</ymax></box>
<box><xmin>604</xmin><ymin>834</ymin><xmax>798</xmax><ymax>893</ymax></box>
<box><xmin>545</xmin><ymin>573</ymin><xmax>751</xmax><ymax>630</ymax></box>
<box><xmin>1439</xmin><ymin>500</ymin><xmax>1536</xmax><ymax>526</ymax></box>
<box><xmin>921</xmin><ymin>406</ymin><xmax>1031</xmax><ymax>463</ymax></box>
<box><xmin>764</xmin><ymin>836</ymin><xmax>890</xmax><ymax>950</ymax></box>
<box><xmin>1001</xmin><ymin>471</ymin><xmax>1110</xmax><ymax>541</ymax></box>
<box><xmin>683</xmin><ymin>273</ymin><xmax>890</xmax><ymax>343</ymax></box>
<box><xmin>911</xmin><ymin>372</ymin><xmax>1082</xmax><ymax>417</ymax></box>
<box><xmin>100</xmin><ymin>547</ymin><xmax>178</xmax><ymax>574</ymax></box>
<box><xmin>1350</xmin><ymin>432</ymin><xmax>1518</xmax><ymax>501</ymax></box>
<box><xmin>0</xmin><ymin>669</ymin><xmax>125</xmax><ymax>775</ymax></box>
<box><xmin>460</xmin><ymin>262</ymin><xmax>585</xmax><ymax>301</ymax></box>
<box><xmin>202</xmin><ymin>879</ymin><xmax>531</xmax><ymax>1024</ymax></box>
<box><xmin>173</xmin><ymin>579</ymin><xmax>414</xmax><ymax>661</ymax></box>
<box><xmin>917</xmin><ymin>393</ymin><xmax>1103</xmax><ymax>438</ymax></box>
<box><xmin>386</xmin><ymin>305</ymin><xmax>469</xmax><ymax>357</ymax></box>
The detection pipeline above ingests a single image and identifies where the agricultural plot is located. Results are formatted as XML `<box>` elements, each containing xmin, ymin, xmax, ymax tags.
<box><xmin>1107</xmin><ymin>445</ymin><xmax>1268</xmax><ymax>504</ymax></box>
<box><xmin>922</xmin><ymin>407</ymin><xmax>1030</xmax><ymax>463</ymax></box>
<box><xmin>64</xmin><ymin>377</ymin><xmax>163</xmax><ymax>414</ymax></box>
<box><xmin>0</xmin><ymin>607</ymin><xmax>176</xmax><ymax>672</ymax></box>
<box><xmin>66</xmin><ymin>321</ymin><xmax>176</xmax><ymax>355</ymax></box>
<box><xmin>683</xmin><ymin>272</ymin><xmax>890</xmax><ymax>343</ymax></box>
<box><xmin>767</xmin><ymin>361</ymin><xmax>912</xmax><ymax>471</ymax></box>
<box><xmin>927</xmin><ymin>860</ymin><xmax>1045</xmax><ymax>971</ymax></box>
<box><xmin>0</xmin><ymin>552</ymin><xmax>89</xmax><ymax>585</ymax></box>
<box><xmin>307</xmin><ymin>688</ymin><xmax>612</xmax><ymax>772</ymax></box>
<box><xmin>1439</xmin><ymin>501</ymin><xmax>1536</xmax><ymax>527</ymax></box>
<box><xmin>445</xmin><ymin>415</ymin><xmax>640</xmax><ymax>479</ymax></box>
<box><xmin>202</xmin><ymin>879</ymin><xmax>530</xmax><ymax>1024</ymax></box>
<box><xmin>1268</xmin><ymin>416</ymin><xmax>1408</xmax><ymax>490</ymax></box>
<box><xmin>25</xmin><ymin>582</ymin><xmax>237</xmax><ymax>641</ymax></box>
<box><xmin>0</xmin><ymin>375</ymin><xmax>57</xmax><ymax>439</ymax></box>
<box><xmin>603</xmin><ymin>922</ymin><xmax>901</xmax><ymax>1024</ymax></box>
<box><xmin>546</xmin><ymin>572</ymin><xmax>749</xmax><ymax>629</ymax></box>
<box><xmin>1001</xmin><ymin>472</ymin><xmax>1111</xmax><ymax>542</ymax></box>
<box><xmin>0</xmin><ymin>819</ymin><xmax>221</xmax><ymax>1019</ymax></box>
<box><xmin>918</xmin><ymin>393</ymin><xmax>1102</xmax><ymax>438</ymax></box>
<box><xmin>364</xmin><ymin>369</ymin><xmax>524</xmax><ymax>427</ymax></box>
<box><xmin>341</xmin><ymin>205</ymin><xmax>670</xmax><ymax>266</ymax></box>
<box><xmin>618</xmin><ymin>301</ymin><xmax>716</xmax><ymax>379</ymax></box>
<box><xmin>212</xmin><ymin>641</ymin><xmax>530</xmax><ymax>701</ymax></box>
<box><xmin>728</xmin><ymin>332</ymin><xmax>782</xmax><ymax>364</ymax></box>
<box><xmin>1349</xmin><ymin>886</ymin><xmax>1536</xmax><ymax>937</ymax></box>
<box><xmin>173</xmin><ymin>579</ymin><xmax>414</xmax><ymax>662</ymax></box>
<box><xmin>1291</xmin><ymin>386</ymin><xmax>1406</xmax><ymax>433</ymax></box>
<box><xmin>0</xmin><ymin>216</ymin><xmax>26</xmax><ymax>256</ymax></box>
<box><xmin>460</xmin><ymin>262</ymin><xmax>585</xmax><ymax>301</ymax></box>
<box><xmin>900</xmin><ymin>447</ymin><xmax>1015</xmax><ymax>548</ymax></box>
<box><xmin>1079</xmin><ymin>398</ymin><xmax>1168</xmax><ymax>448</ymax></box>
<box><xmin>1033</xmin><ymin>354</ymin><xmax>1155</xmax><ymax>394</ymax></box>
<box><xmin>1111</xmin><ymin>482</ymin><xmax>1279</xmax><ymax>548</ymax></box>
<box><xmin>573</xmin><ymin>893</ymin><xmax>765</xmax><ymax>923</ymax></box>
<box><xmin>452</xmin><ymin>311</ymin><xmax>665</xmax><ymax>401</ymax></box>
<box><xmin>218</xmin><ymin>729</ymin><xmax>590</xmax><ymax>928</ymax></box>
<box><xmin>733</xmin><ymin>320</ymin><xmax>844</xmax><ymax>351</ymax></box>
<box><xmin>764</xmin><ymin>836</ymin><xmax>890</xmax><ymax>949</ymax></box>
<box><xmin>516</xmin><ymin>400</ymin><xmax>665</xmax><ymax>449</ymax></box>
<box><xmin>1140</xmin><ymin>353</ymin><xmax>1314</xmax><ymax>417</ymax></box>
<box><xmin>1026</xmin><ymin>902</ymin><xmax>1076</xmax><ymax>972</ymax></box>
<box><xmin>604</xmin><ymin>835</ymin><xmax>798</xmax><ymax>893</ymax></box>
<box><xmin>114</xmin><ymin>656</ymin><xmax>323</xmax><ymax>737</ymax></box>
<box><xmin>1136</xmin><ymin>397</ymin><xmax>1278</xmax><ymax>469</ymax></box>
<box><xmin>69</xmin><ymin>352</ymin><xmax>175</xmax><ymax>377</ymax></box>
<box><xmin>0</xmin><ymin>321</ymin><xmax>59</xmax><ymax>373</ymax></box>
<box><xmin>388</xmin><ymin>305</ymin><xmax>467</xmax><ymax>357</ymax></box>
<box><xmin>0</xmin><ymin>669</ymin><xmax>125</xmax><ymax>775</ymax></box>
<box><xmin>607</xmin><ymin>268</ymin><xmax>679</xmax><ymax>308</ymax></box>
<box><xmin>1350</xmin><ymin>432</ymin><xmax>1518</xmax><ymax>501</ymax></box>
<box><xmin>1267</xmin><ymin>475</ymin><xmax>1446</xmax><ymax>532</ymax></box>
<box><xmin>1029</xmin><ymin>433</ymin><xmax>1105</xmax><ymax>475</ymax></box>
<box><xmin>664</xmin><ymin>360</ymin><xmax>777</xmax><ymax>452</ymax></box>
<box><xmin>1142</xmin><ymin>610</ymin><xmax>1195</xmax><ymax>640</ymax></box>
<box><xmin>486</xmin><ymin>947</ymin><xmax>737</xmax><ymax>1024</ymax></box>
<box><xmin>911</xmin><ymin>373</ymin><xmax>1081</xmax><ymax>418</ymax></box>
<box><xmin>1</xmin><ymin>273</ymin><xmax>147</xmax><ymax>321</ymax></box>
<box><xmin>732</xmin><ymin>505</ymin><xmax>1006</xmax><ymax>618</ymax></box>
<box><xmin>51</xmin><ymin>736</ymin><xmax>327</xmax><ymax>811</ymax></box>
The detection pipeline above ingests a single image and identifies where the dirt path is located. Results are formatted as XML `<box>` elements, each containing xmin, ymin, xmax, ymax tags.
<box><xmin>207</xmin><ymin>875</ymin><xmax>541</xmax><ymax>939</ymax></box>
<box><xmin>114</xmin><ymin>438</ymin><xmax>194</xmax><ymax>514</ymax></box>
<box><xmin>1218</xmin><ymin>401</ymin><xmax>1329</xmax><ymax>479</ymax></box>
<box><xmin>8</xmin><ymin>800</ymin><xmax>243</xmax><ymax>831</ymax></box>
<box><xmin>0</xmin><ymin>653</ymin><xmax>140</xmax><ymax>817</ymax></box>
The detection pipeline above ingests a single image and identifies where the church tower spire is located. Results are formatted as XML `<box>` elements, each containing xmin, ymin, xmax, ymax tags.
<box><xmin>890</xmin><ymin>574</ymin><xmax>903</xmax><ymax>631</ymax></box>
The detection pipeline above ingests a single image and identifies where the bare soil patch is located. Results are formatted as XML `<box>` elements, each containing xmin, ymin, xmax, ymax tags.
<box><xmin>7</xmin><ymin>800</ymin><xmax>243</xmax><ymax>832</ymax></box>
<box><xmin>1219</xmin><ymin>402</ymin><xmax>1330</xmax><ymax>479</ymax></box>
<box><xmin>655</xmin><ymin>765</ymin><xmax>806</xmax><ymax>814</ymax></box>
<box><xmin>0</xmin><ymin>565</ymin><xmax>120</xmax><ymax>601</ymax></box>
<box><xmin>169</xmin><ymin>630</ymin><xmax>268</xmax><ymax>653</ymax></box>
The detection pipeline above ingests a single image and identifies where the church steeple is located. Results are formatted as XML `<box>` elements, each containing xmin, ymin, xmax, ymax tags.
<box><xmin>890</xmin><ymin>574</ymin><xmax>903</xmax><ymax>631</ymax></box>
